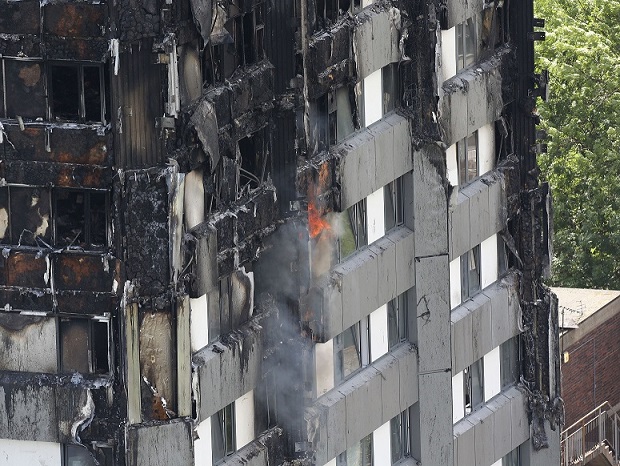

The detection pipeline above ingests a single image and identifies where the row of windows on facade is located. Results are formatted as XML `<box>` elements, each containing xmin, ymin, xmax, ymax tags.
<box><xmin>460</xmin><ymin>235</ymin><xmax>509</xmax><ymax>304</ymax></box>
<box><xmin>335</xmin><ymin>288</ymin><xmax>410</xmax><ymax>383</ymax></box>
<box><xmin>461</xmin><ymin>335</ymin><xmax>521</xmax><ymax>418</ymax></box>
<box><xmin>0</xmin><ymin>186</ymin><xmax>109</xmax><ymax>250</ymax></box>
<box><xmin>211</xmin><ymin>402</ymin><xmax>411</xmax><ymax>465</ymax></box>
<box><xmin>339</xmin><ymin>174</ymin><xmax>404</xmax><ymax>262</ymax></box>
<box><xmin>0</xmin><ymin>59</ymin><xmax>108</xmax><ymax>123</ymax></box>
<box><xmin>320</xmin><ymin>63</ymin><xmax>400</xmax><ymax>151</ymax></box>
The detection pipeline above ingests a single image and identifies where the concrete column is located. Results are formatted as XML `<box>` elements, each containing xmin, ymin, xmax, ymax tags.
<box><xmin>370</xmin><ymin>304</ymin><xmax>388</xmax><ymax>362</ymax></box>
<box><xmin>480</xmin><ymin>233</ymin><xmax>498</xmax><ymax>289</ymax></box>
<box><xmin>483</xmin><ymin>346</ymin><xmax>501</xmax><ymax>402</ymax></box>
<box><xmin>367</xmin><ymin>187</ymin><xmax>385</xmax><ymax>244</ymax></box>
<box><xmin>521</xmin><ymin>424</ymin><xmax>561</xmax><ymax>466</ymax></box>
<box><xmin>0</xmin><ymin>439</ymin><xmax>61</xmax><ymax>466</ymax></box>
<box><xmin>450</xmin><ymin>257</ymin><xmax>461</xmax><ymax>309</ymax></box>
<box><xmin>190</xmin><ymin>294</ymin><xmax>209</xmax><ymax>352</ymax></box>
<box><xmin>363</xmin><ymin>69</ymin><xmax>382</xmax><ymax>127</ymax></box>
<box><xmin>441</xmin><ymin>27</ymin><xmax>457</xmax><ymax>82</ymax></box>
<box><xmin>478</xmin><ymin>123</ymin><xmax>495</xmax><ymax>176</ymax></box>
<box><xmin>452</xmin><ymin>371</ymin><xmax>464</xmax><ymax>423</ymax></box>
<box><xmin>373</xmin><ymin>421</ymin><xmax>391</xmax><ymax>466</ymax></box>
<box><xmin>316</xmin><ymin>339</ymin><xmax>335</xmax><ymax>397</ymax></box>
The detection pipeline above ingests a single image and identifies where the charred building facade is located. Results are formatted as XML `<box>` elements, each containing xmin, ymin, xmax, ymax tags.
<box><xmin>0</xmin><ymin>0</ymin><xmax>560</xmax><ymax>465</ymax></box>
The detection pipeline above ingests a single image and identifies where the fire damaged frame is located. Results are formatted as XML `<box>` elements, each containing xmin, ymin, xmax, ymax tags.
<box><xmin>0</xmin><ymin>0</ymin><xmax>558</xmax><ymax>465</ymax></box>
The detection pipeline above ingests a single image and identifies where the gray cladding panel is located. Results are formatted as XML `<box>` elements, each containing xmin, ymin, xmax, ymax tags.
<box><xmin>453</xmin><ymin>387</ymin><xmax>529</xmax><ymax>466</ymax></box>
<box><xmin>445</xmin><ymin>0</ymin><xmax>485</xmax><ymax>28</ymax></box>
<box><xmin>470</xmin><ymin>406</ymin><xmax>495</xmax><ymax>466</ymax></box>
<box><xmin>0</xmin><ymin>316</ymin><xmax>57</xmax><ymax>373</ymax></box>
<box><xmin>452</xmin><ymin>272</ymin><xmax>519</xmax><ymax>372</ymax></box>
<box><xmin>353</xmin><ymin>7</ymin><xmax>400</xmax><ymax>80</ymax></box>
<box><xmin>193</xmin><ymin>317</ymin><xmax>265</xmax><ymax>421</ymax></box>
<box><xmin>323</xmin><ymin>227</ymin><xmax>414</xmax><ymax>342</ymax></box>
<box><xmin>0</xmin><ymin>384</ymin><xmax>58</xmax><ymax>442</ymax></box>
<box><xmin>311</xmin><ymin>345</ymin><xmax>417</xmax><ymax>464</ymax></box>
<box><xmin>453</xmin><ymin>419</ymin><xmax>475</xmax><ymax>466</ymax></box>
<box><xmin>487</xmin><ymin>394</ymin><xmax>513</xmax><ymax>460</ymax></box>
<box><xmin>449</xmin><ymin>170</ymin><xmax>507</xmax><ymax>260</ymax></box>
<box><xmin>127</xmin><ymin>420</ymin><xmax>193</xmax><ymax>466</ymax></box>
<box><xmin>339</xmin><ymin>115</ymin><xmax>411</xmax><ymax>211</ymax></box>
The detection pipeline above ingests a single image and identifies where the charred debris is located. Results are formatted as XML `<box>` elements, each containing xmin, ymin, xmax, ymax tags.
<box><xmin>0</xmin><ymin>0</ymin><xmax>558</xmax><ymax>465</ymax></box>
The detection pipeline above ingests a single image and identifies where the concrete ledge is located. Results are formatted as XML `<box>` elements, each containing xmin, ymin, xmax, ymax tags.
<box><xmin>440</xmin><ymin>49</ymin><xmax>509</xmax><ymax>146</ymax></box>
<box><xmin>313</xmin><ymin>226</ymin><xmax>415</xmax><ymax>342</ymax></box>
<box><xmin>353</xmin><ymin>5</ymin><xmax>402</xmax><ymax>80</ymax></box>
<box><xmin>307</xmin><ymin>344</ymin><xmax>418</xmax><ymax>465</ymax></box>
<box><xmin>126</xmin><ymin>419</ymin><xmax>193</xmax><ymax>466</ymax></box>
<box><xmin>338</xmin><ymin>112</ymin><xmax>412</xmax><ymax>210</ymax></box>
<box><xmin>449</xmin><ymin>169</ymin><xmax>507</xmax><ymax>261</ymax></box>
<box><xmin>453</xmin><ymin>386</ymin><xmax>529</xmax><ymax>466</ymax></box>
<box><xmin>193</xmin><ymin>312</ymin><xmax>269</xmax><ymax>421</ymax></box>
<box><xmin>220</xmin><ymin>427</ymin><xmax>285</xmax><ymax>466</ymax></box>
<box><xmin>451</xmin><ymin>271</ymin><xmax>520</xmax><ymax>374</ymax></box>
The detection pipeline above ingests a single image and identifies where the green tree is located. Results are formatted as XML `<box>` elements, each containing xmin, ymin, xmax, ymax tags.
<box><xmin>535</xmin><ymin>0</ymin><xmax>620</xmax><ymax>288</ymax></box>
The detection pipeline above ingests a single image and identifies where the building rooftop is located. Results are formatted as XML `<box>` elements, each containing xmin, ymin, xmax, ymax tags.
<box><xmin>552</xmin><ymin>287</ymin><xmax>620</xmax><ymax>329</ymax></box>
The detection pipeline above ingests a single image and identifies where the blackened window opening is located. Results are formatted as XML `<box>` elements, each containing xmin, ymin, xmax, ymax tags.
<box><xmin>49</xmin><ymin>63</ymin><xmax>104</xmax><ymax>123</ymax></box>
<box><xmin>55</xmin><ymin>190</ymin><xmax>108</xmax><ymax>250</ymax></box>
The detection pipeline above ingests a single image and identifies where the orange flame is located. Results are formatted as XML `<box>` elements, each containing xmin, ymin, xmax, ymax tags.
<box><xmin>308</xmin><ymin>201</ymin><xmax>331</xmax><ymax>239</ymax></box>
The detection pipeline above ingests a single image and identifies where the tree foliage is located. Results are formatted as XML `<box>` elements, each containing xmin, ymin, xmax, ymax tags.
<box><xmin>535</xmin><ymin>0</ymin><xmax>620</xmax><ymax>288</ymax></box>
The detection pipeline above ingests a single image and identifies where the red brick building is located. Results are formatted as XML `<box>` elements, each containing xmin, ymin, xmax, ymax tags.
<box><xmin>556</xmin><ymin>287</ymin><xmax>620</xmax><ymax>426</ymax></box>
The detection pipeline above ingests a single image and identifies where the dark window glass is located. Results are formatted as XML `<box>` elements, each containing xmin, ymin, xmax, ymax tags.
<box><xmin>382</xmin><ymin>63</ymin><xmax>400</xmax><ymax>114</ymax></box>
<box><xmin>464</xmin><ymin>358</ymin><xmax>484</xmax><ymax>414</ymax></box>
<box><xmin>51</xmin><ymin>65</ymin><xmax>80</xmax><ymax>120</ymax></box>
<box><xmin>388</xmin><ymin>290</ymin><xmax>408</xmax><ymax>349</ymax></box>
<box><xmin>55</xmin><ymin>190</ymin><xmax>108</xmax><ymax>250</ymax></box>
<box><xmin>500</xmin><ymin>336</ymin><xmax>521</xmax><ymax>388</ymax></box>
<box><xmin>64</xmin><ymin>444</ymin><xmax>97</xmax><ymax>466</ymax></box>
<box><xmin>92</xmin><ymin>321</ymin><xmax>110</xmax><ymax>374</ymax></box>
<box><xmin>390</xmin><ymin>409</ymin><xmax>410</xmax><ymax>463</ymax></box>
<box><xmin>457</xmin><ymin>131</ymin><xmax>478</xmax><ymax>185</ymax></box>
<box><xmin>461</xmin><ymin>245</ymin><xmax>481</xmax><ymax>301</ymax></box>
<box><xmin>212</xmin><ymin>403</ymin><xmax>236</xmax><ymax>463</ymax></box>
<box><xmin>339</xmin><ymin>199</ymin><xmax>367</xmax><ymax>261</ymax></box>
<box><xmin>384</xmin><ymin>176</ymin><xmax>404</xmax><ymax>232</ymax></box>
<box><xmin>83</xmin><ymin>66</ymin><xmax>102</xmax><ymax>122</ymax></box>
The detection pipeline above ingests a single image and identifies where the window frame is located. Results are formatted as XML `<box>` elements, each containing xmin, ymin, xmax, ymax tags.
<box><xmin>334</xmin><ymin>318</ymin><xmax>370</xmax><ymax>383</ymax></box>
<box><xmin>212</xmin><ymin>402</ymin><xmax>236</xmax><ymax>464</ymax></box>
<box><xmin>48</xmin><ymin>61</ymin><xmax>107</xmax><ymax>124</ymax></box>
<box><xmin>338</xmin><ymin>198</ymin><xmax>368</xmax><ymax>262</ymax></box>
<box><xmin>390</xmin><ymin>408</ymin><xmax>411</xmax><ymax>464</ymax></box>
<box><xmin>58</xmin><ymin>316</ymin><xmax>110</xmax><ymax>375</ymax></box>
<box><xmin>457</xmin><ymin>130</ymin><xmax>479</xmax><ymax>186</ymax></box>
<box><xmin>53</xmin><ymin>188</ymin><xmax>110</xmax><ymax>251</ymax></box>
<box><xmin>456</xmin><ymin>17</ymin><xmax>477</xmax><ymax>72</ymax></box>
<box><xmin>463</xmin><ymin>357</ymin><xmax>484</xmax><ymax>415</ymax></box>
<box><xmin>388</xmin><ymin>290</ymin><xmax>408</xmax><ymax>350</ymax></box>
<box><xmin>500</xmin><ymin>335</ymin><xmax>522</xmax><ymax>389</ymax></box>
<box><xmin>384</xmin><ymin>176</ymin><xmax>404</xmax><ymax>232</ymax></box>
<box><xmin>460</xmin><ymin>245</ymin><xmax>481</xmax><ymax>302</ymax></box>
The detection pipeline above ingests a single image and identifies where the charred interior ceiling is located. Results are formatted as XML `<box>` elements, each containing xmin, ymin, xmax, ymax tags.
<box><xmin>0</xmin><ymin>0</ymin><xmax>559</xmax><ymax>465</ymax></box>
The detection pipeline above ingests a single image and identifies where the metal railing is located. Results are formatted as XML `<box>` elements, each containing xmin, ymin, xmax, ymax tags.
<box><xmin>561</xmin><ymin>402</ymin><xmax>620</xmax><ymax>466</ymax></box>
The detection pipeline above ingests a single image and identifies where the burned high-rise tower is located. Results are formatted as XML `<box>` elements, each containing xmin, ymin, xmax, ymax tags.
<box><xmin>0</xmin><ymin>0</ymin><xmax>560</xmax><ymax>465</ymax></box>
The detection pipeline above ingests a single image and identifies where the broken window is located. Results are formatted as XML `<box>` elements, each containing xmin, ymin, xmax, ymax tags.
<box><xmin>54</xmin><ymin>189</ymin><xmax>108</xmax><ymax>250</ymax></box>
<box><xmin>64</xmin><ymin>444</ymin><xmax>97</xmax><ymax>466</ymax></box>
<box><xmin>390</xmin><ymin>408</ymin><xmax>411</xmax><ymax>463</ymax></box>
<box><xmin>384</xmin><ymin>176</ymin><xmax>404</xmax><ymax>232</ymax></box>
<box><xmin>456</xmin><ymin>17</ymin><xmax>477</xmax><ymax>71</ymax></box>
<box><xmin>239</xmin><ymin>129</ymin><xmax>270</xmax><ymax>195</ymax></box>
<box><xmin>500</xmin><ymin>335</ymin><xmax>521</xmax><ymax>388</ymax></box>
<box><xmin>338</xmin><ymin>199</ymin><xmax>367</xmax><ymax>261</ymax></box>
<box><xmin>464</xmin><ymin>357</ymin><xmax>484</xmax><ymax>415</ymax></box>
<box><xmin>457</xmin><ymin>131</ymin><xmax>478</xmax><ymax>185</ymax></box>
<box><xmin>388</xmin><ymin>290</ymin><xmax>408</xmax><ymax>349</ymax></box>
<box><xmin>0</xmin><ymin>58</ymin><xmax>46</xmax><ymax>120</ymax></box>
<box><xmin>49</xmin><ymin>63</ymin><xmax>106</xmax><ymax>123</ymax></box>
<box><xmin>382</xmin><ymin>63</ymin><xmax>400</xmax><ymax>114</ymax></box>
<box><xmin>0</xmin><ymin>186</ymin><xmax>52</xmax><ymax>247</ymax></box>
<box><xmin>460</xmin><ymin>245</ymin><xmax>481</xmax><ymax>301</ymax></box>
<box><xmin>316</xmin><ymin>0</ymin><xmax>360</xmax><ymax>29</ymax></box>
<box><xmin>334</xmin><ymin>318</ymin><xmax>370</xmax><ymax>383</ymax></box>
<box><xmin>59</xmin><ymin>318</ymin><xmax>109</xmax><ymax>374</ymax></box>
<box><xmin>336</xmin><ymin>433</ymin><xmax>372</xmax><ymax>466</ymax></box>
<box><xmin>212</xmin><ymin>402</ymin><xmax>236</xmax><ymax>463</ymax></box>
